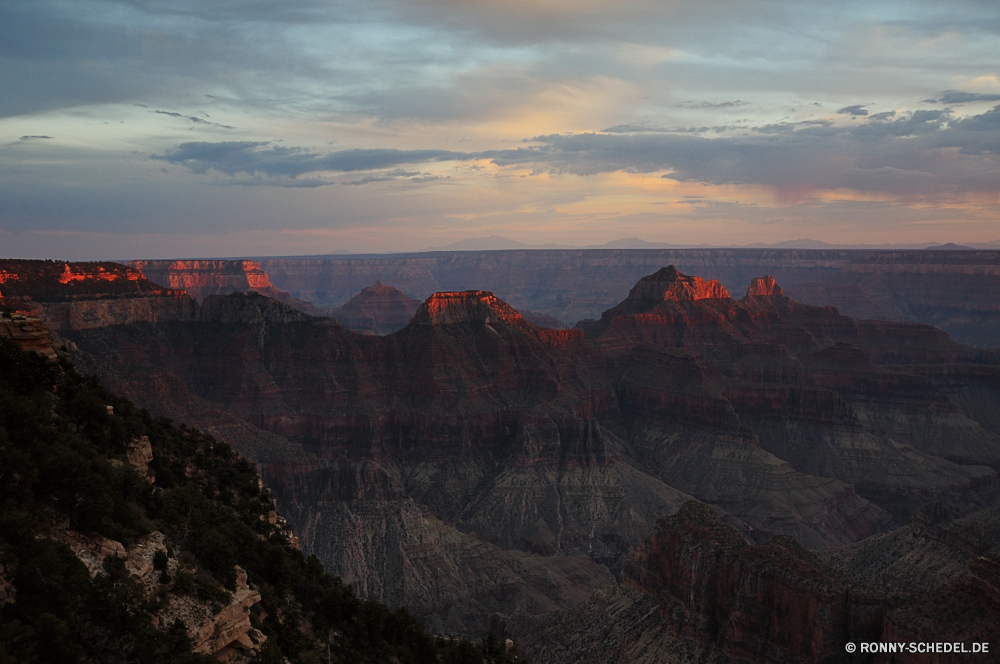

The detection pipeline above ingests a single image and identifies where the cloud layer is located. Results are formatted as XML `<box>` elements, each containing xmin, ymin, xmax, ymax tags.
<box><xmin>155</xmin><ymin>105</ymin><xmax>1000</xmax><ymax>203</ymax></box>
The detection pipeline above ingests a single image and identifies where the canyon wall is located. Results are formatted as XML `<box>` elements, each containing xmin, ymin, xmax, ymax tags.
<box><xmin>129</xmin><ymin>258</ymin><xmax>332</xmax><ymax>317</ymax></box>
<box><xmin>0</xmin><ymin>259</ymin><xmax>197</xmax><ymax>332</ymax></box>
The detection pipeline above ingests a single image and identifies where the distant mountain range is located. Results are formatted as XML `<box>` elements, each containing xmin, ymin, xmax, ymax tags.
<box><xmin>422</xmin><ymin>235</ymin><xmax>1000</xmax><ymax>252</ymax></box>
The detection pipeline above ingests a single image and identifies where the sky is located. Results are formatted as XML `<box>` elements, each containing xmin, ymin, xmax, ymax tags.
<box><xmin>2</xmin><ymin>0</ymin><xmax>1000</xmax><ymax>258</ymax></box>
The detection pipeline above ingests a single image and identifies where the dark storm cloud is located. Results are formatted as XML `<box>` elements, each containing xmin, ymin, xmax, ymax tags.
<box><xmin>19</xmin><ymin>135</ymin><xmax>53</xmax><ymax>140</ymax></box>
<box><xmin>836</xmin><ymin>104</ymin><xmax>869</xmax><ymax>116</ymax></box>
<box><xmin>158</xmin><ymin>105</ymin><xmax>1000</xmax><ymax>199</ymax></box>
<box><xmin>928</xmin><ymin>90</ymin><xmax>1000</xmax><ymax>104</ymax></box>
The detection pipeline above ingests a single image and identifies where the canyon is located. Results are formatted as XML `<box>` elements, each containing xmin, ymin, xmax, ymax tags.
<box><xmin>2</xmin><ymin>256</ymin><xmax>1000</xmax><ymax>662</ymax></box>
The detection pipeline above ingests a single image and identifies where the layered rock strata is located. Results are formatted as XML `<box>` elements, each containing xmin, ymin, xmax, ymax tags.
<box><xmin>0</xmin><ymin>260</ymin><xmax>196</xmax><ymax>332</ymax></box>
<box><xmin>130</xmin><ymin>258</ymin><xmax>330</xmax><ymax>316</ymax></box>
<box><xmin>131</xmin><ymin>259</ymin><xmax>286</xmax><ymax>302</ymax></box>
<box><xmin>0</xmin><ymin>311</ymin><xmax>59</xmax><ymax>359</ymax></box>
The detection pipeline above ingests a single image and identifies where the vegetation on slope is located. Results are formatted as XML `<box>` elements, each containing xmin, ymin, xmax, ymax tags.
<box><xmin>0</xmin><ymin>336</ymin><xmax>524</xmax><ymax>663</ymax></box>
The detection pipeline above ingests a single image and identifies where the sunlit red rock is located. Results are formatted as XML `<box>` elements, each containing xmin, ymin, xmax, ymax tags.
<box><xmin>129</xmin><ymin>258</ymin><xmax>331</xmax><ymax>318</ymax></box>
<box><xmin>627</xmin><ymin>265</ymin><xmax>731</xmax><ymax>302</ymax></box>
<box><xmin>0</xmin><ymin>259</ymin><xmax>196</xmax><ymax>332</ymax></box>
<box><xmin>745</xmin><ymin>274</ymin><xmax>783</xmax><ymax>297</ymax></box>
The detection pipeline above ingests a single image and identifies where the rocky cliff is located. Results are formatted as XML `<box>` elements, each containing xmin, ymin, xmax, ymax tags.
<box><xmin>0</xmin><ymin>259</ymin><xmax>197</xmax><ymax>332</ymax></box>
<box><xmin>0</xmin><ymin>309</ymin><xmax>60</xmax><ymax>360</ymax></box>
<box><xmin>131</xmin><ymin>259</ymin><xmax>286</xmax><ymax>302</ymax></box>
<box><xmin>130</xmin><ymin>258</ymin><xmax>334</xmax><ymax>318</ymax></box>
<box><xmin>626</xmin><ymin>266</ymin><xmax>731</xmax><ymax>302</ymax></box>
<box><xmin>819</xmin><ymin>503</ymin><xmax>1000</xmax><ymax>595</ymax></box>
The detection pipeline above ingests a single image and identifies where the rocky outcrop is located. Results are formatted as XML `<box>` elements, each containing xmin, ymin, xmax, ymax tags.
<box><xmin>51</xmin><ymin>526</ymin><xmax>269</xmax><ymax>660</ymax></box>
<box><xmin>410</xmin><ymin>291</ymin><xmax>585</xmax><ymax>348</ymax></box>
<box><xmin>131</xmin><ymin>259</ymin><xmax>281</xmax><ymax>302</ymax></box>
<box><xmin>67</xmin><ymin>273</ymin><xmax>1000</xmax><ymax>536</ymax></box>
<box><xmin>819</xmin><ymin>504</ymin><xmax>1000</xmax><ymax>595</ymax></box>
<box><xmin>0</xmin><ymin>311</ymin><xmax>59</xmax><ymax>359</ymax></box>
<box><xmin>36</xmin><ymin>293</ymin><xmax>197</xmax><ymax>331</ymax></box>
<box><xmin>285</xmin><ymin>492</ymin><xmax>614</xmax><ymax>635</ymax></box>
<box><xmin>168</xmin><ymin>567</ymin><xmax>264</xmax><ymax>659</ymax></box>
<box><xmin>516</xmin><ymin>501</ymin><xmax>999</xmax><ymax>664</ymax></box>
<box><xmin>745</xmin><ymin>275</ymin><xmax>783</xmax><ymax>298</ymax></box>
<box><xmin>259</xmin><ymin>249</ymin><xmax>859</xmax><ymax>325</ymax></box>
<box><xmin>787</xmin><ymin>251</ymin><xmax>1000</xmax><ymax>348</ymax></box>
<box><xmin>54</xmin><ymin>529</ymin><xmax>152</xmax><ymax>580</ymax></box>
<box><xmin>200</xmin><ymin>291</ymin><xmax>318</xmax><ymax>325</ymax></box>
<box><xmin>126</xmin><ymin>435</ymin><xmax>154</xmax><ymax>477</ymax></box>
<box><xmin>628</xmin><ymin>266</ymin><xmax>731</xmax><ymax>302</ymax></box>
<box><xmin>328</xmin><ymin>280</ymin><xmax>421</xmax><ymax>335</ymax></box>
<box><xmin>1</xmin><ymin>260</ymin><xmax>150</xmax><ymax>300</ymax></box>
<box><xmin>412</xmin><ymin>290</ymin><xmax>528</xmax><ymax>326</ymax></box>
